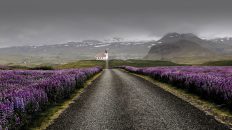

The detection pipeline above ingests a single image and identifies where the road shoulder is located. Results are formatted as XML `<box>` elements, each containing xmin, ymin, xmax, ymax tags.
<box><xmin>28</xmin><ymin>71</ymin><xmax>103</xmax><ymax>130</ymax></box>
<box><xmin>122</xmin><ymin>69</ymin><xmax>232</xmax><ymax>129</ymax></box>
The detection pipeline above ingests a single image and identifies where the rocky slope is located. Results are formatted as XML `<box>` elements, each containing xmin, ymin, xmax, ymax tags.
<box><xmin>145</xmin><ymin>33</ymin><xmax>232</xmax><ymax>64</ymax></box>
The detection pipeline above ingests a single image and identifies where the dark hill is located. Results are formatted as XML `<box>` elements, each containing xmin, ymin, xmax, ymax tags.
<box><xmin>145</xmin><ymin>33</ymin><xmax>232</xmax><ymax>64</ymax></box>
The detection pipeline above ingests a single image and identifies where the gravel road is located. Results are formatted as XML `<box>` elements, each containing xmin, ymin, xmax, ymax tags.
<box><xmin>47</xmin><ymin>69</ymin><xmax>230</xmax><ymax>130</ymax></box>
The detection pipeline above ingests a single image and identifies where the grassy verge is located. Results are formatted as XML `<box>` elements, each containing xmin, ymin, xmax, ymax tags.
<box><xmin>201</xmin><ymin>60</ymin><xmax>232</xmax><ymax>66</ymax></box>
<box><xmin>56</xmin><ymin>60</ymin><xmax>106</xmax><ymax>69</ymax></box>
<box><xmin>56</xmin><ymin>59</ymin><xmax>179</xmax><ymax>69</ymax></box>
<box><xmin>123</xmin><ymin>70</ymin><xmax>232</xmax><ymax>128</ymax></box>
<box><xmin>1</xmin><ymin>59</ymin><xmax>180</xmax><ymax>70</ymax></box>
<box><xmin>27</xmin><ymin>72</ymin><xmax>103</xmax><ymax>130</ymax></box>
<box><xmin>109</xmin><ymin>59</ymin><xmax>179</xmax><ymax>68</ymax></box>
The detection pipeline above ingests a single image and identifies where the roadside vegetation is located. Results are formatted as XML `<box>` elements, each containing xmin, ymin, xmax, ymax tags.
<box><xmin>202</xmin><ymin>60</ymin><xmax>232</xmax><ymax>66</ymax></box>
<box><xmin>27</xmin><ymin>72</ymin><xmax>102</xmax><ymax>130</ymax></box>
<box><xmin>0</xmin><ymin>67</ymin><xmax>102</xmax><ymax>129</ymax></box>
<box><xmin>127</xmin><ymin>71</ymin><xmax>232</xmax><ymax>128</ymax></box>
<box><xmin>56</xmin><ymin>59</ymin><xmax>179</xmax><ymax>69</ymax></box>
<box><xmin>2</xmin><ymin>59</ymin><xmax>232</xmax><ymax>71</ymax></box>
<box><xmin>121</xmin><ymin>66</ymin><xmax>232</xmax><ymax>127</ymax></box>
<box><xmin>122</xmin><ymin>66</ymin><xmax>232</xmax><ymax>107</ymax></box>
<box><xmin>1</xmin><ymin>59</ymin><xmax>232</xmax><ymax>129</ymax></box>
<box><xmin>109</xmin><ymin>59</ymin><xmax>178</xmax><ymax>68</ymax></box>
<box><xmin>56</xmin><ymin>60</ymin><xmax>106</xmax><ymax>69</ymax></box>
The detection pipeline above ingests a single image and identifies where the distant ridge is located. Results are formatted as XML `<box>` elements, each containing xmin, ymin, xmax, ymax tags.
<box><xmin>0</xmin><ymin>40</ymin><xmax>154</xmax><ymax>65</ymax></box>
<box><xmin>1</xmin><ymin>33</ymin><xmax>232</xmax><ymax>65</ymax></box>
<box><xmin>145</xmin><ymin>33</ymin><xmax>232</xmax><ymax>64</ymax></box>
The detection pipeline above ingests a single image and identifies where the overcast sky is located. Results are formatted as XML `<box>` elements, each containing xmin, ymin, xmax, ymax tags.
<box><xmin>0</xmin><ymin>0</ymin><xmax>232</xmax><ymax>47</ymax></box>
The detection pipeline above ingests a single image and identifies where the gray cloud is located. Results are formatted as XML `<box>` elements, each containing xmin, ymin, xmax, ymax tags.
<box><xmin>0</xmin><ymin>0</ymin><xmax>232</xmax><ymax>47</ymax></box>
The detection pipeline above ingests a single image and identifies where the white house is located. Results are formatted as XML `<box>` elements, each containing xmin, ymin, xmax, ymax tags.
<box><xmin>95</xmin><ymin>50</ymin><xmax>108</xmax><ymax>60</ymax></box>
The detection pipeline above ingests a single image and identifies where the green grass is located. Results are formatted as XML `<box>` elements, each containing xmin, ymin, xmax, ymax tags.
<box><xmin>56</xmin><ymin>59</ymin><xmax>179</xmax><ymax>69</ymax></box>
<box><xmin>56</xmin><ymin>60</ymin><xmax>106</xmax><ymax>69</ymax></box>
<box><xmin>202</xmin><ymin>60</ymin><xmax>232</xmax><ymax>66</ymax></box>
<box><xmin>109</xmin><ymin>59</ymin><xmax>178</xmax><ymax>68</ymax></box>
<box><xmin>1</xmin><ymin>59</ymin><xmax>180</xmax><ymax>70</ymax></box>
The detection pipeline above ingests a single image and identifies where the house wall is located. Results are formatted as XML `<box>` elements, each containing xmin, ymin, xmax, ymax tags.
<box><xmin>96</xmin><ymin>56</ymin><xmax>107</xmax><ymax>60</ymax></box>
<box><xmin>95</xmin><ymin>52</ymin><xmax>108</xmax><ymax>60</ymax></box>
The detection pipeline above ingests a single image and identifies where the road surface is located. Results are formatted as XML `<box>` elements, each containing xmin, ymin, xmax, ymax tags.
<box><xmin>47</xmin><ymin>69</ymin><xmax>230</xmax><ymax>130</ymax></box>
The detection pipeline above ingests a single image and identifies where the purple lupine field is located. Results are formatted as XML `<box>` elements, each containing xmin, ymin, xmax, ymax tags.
<box><xmin>122</xmin><ymin>66</ymin><xmax>232</xmax><ymax>106</ymax></box>
<box><xmin>0</xmin><ymin>67</ymin><xmax>101</xmax><ymax>129</ymax></box>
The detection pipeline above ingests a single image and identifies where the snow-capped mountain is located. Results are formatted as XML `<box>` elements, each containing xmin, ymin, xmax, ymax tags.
<box><xmin>210</xmin><ymin>37</ymin><xmax>232</xmax><ymax>45</ymax></box>
<box><xmin>0</xmin><ymin>40</ymin><xmax>155</xmax><ymax>65</ymax></box>
<box><xmin>145</xmin><ymin>33</ymin><xmax>232</xmax><ymax>64</ymax></box>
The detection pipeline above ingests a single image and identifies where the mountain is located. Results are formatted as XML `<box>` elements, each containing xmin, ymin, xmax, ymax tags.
<box><xmin>210</xmin><ymin>37</ymin><xmax>232</xmax><ymax>45</ymax></box>
<box><xmin>207</xmin><ymin>38</ymin><xmax>232</xmax><ymax>54</ymax></box>
<box><xmin>145</xmin><ymin>33</ymin><xmax>232</xmax><ymax>64</ymax></box>
<box><xmin>157</xmin><ymin>33</ymin><xmax>202</xmax><ymax>43</ymax></box>
<box><xmin>2</xmin><ymin>33</ymin><xmax>232</xmax><ymax>65</ymax></box>
<box><xmin>0</xmin><ymin>40</ymin><xmax>155</xmax><ymax>65</ymax></box>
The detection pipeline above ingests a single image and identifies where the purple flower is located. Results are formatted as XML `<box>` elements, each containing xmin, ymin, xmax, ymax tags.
<box><xmin>123</xmin><ymin>66</ymin><xmax>232</xmax><ymax>105</ymax></box>
<box><xmin>0</xmin><ymin>67</ymin><xmax>102</xmax><ymax>129</ymax></box>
